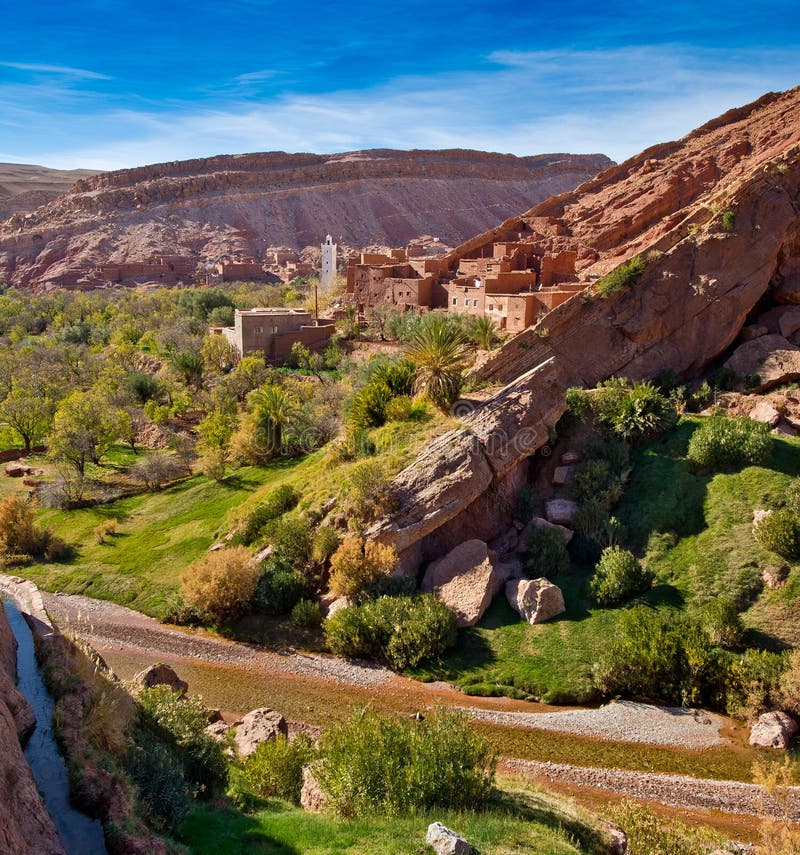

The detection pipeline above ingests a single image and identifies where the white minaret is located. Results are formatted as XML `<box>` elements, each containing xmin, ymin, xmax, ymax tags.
<box><xmin>320</xmin><ymin>234</ymin><xmax>337</xmax><ymax>287</ymax></box>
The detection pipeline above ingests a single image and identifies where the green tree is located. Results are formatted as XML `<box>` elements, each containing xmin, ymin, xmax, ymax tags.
<box><xmin>249</xmin><ymin>384</ymin><xmax>297</xmax><ymax>458</ymax></box>
<box><xmin>405</xmin><ymin>315</ymin><xmax>470</xmax><ymax>410</ymax></box>
<box><xmin>48</xmin><ymin>390</ymin><xmax>131</xmax><ymax>475</ymax></box>
<box><xmin>0</xmin><ymin>389</ymin><xmax>53</xmax><ymax>452</ymax></box>
<box><xmin>468</xmin><ymin>315</ymin><xmax>499</xmax><ymax>350</ymax></box>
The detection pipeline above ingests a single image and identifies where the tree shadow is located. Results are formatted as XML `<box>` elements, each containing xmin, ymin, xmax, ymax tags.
<box><xmin>742</xmin><ymin>626</ymin><xmax>792</xmax><ymax>653</ymax></box>
<box><xmin>181</xmin><ymin>805</ymin><xmax>300</xmax><ymax>855</ymax></box>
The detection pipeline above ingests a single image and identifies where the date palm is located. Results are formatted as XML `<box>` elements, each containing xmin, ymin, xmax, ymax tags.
<box><xmin>249</xmin><ymin>384</ymin><xmax>296</xmax><ymax>457</ymax></box>
<box><xmin>405</xmin><ymin>316</ymin><xmax>470</xmax><ymax>410</ymax></box>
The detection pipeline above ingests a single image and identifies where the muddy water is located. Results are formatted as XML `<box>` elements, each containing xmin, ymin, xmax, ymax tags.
<box><xmin>3</xmin><ymin>600</ymin><xmax>107</xmax><ymax>855</ymax></box>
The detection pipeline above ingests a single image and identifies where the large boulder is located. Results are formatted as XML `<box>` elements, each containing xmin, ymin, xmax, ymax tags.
<box><xmin>749</xmin><ymin>401</ymin><xmax>781</xmax><ymax>426</ymax></box>
<box><xmin>505</xmin><ymin>578</ymin><xmax>566</xmax><ymax>624</ymax></box>
<box><xmin>517</xmin><ymin>516</ymin><xmax>573</xmax><ymax>551</ymax></box>
<box><xmin>234</xmin><ymin>708</ymin><xmax>288</xmax><ymax>757</ymax></box>
<box><xmin>300</xmin><ymin>764</ymin><xmax>329</xmax><ymax>813</ymax></box>
<box><xmin>724</xmin><ymin>334</ymin><xmax>800</xmax><ymax>391</ymax></box>
<box><xmin>132</xmin><ymin>663</ymin><xmax>188</xmax><ymax>697</ymax></box>
<box><xmin>749</xmin><ymin>711</ymin><xmax>799</xmax><ymax>749</ymax></box>
<box><xmin>544</xmin><ymin>499</ymin><xmax>578</xmax><ymax>527</ymax></box>
<box><xmin>425</xmin><ymin>822</ymin><xmax>473</xmax><ymax>855</ymax></box>
<box><xmin>422</xmin><ymin>540</ymin><xmax>514</xmax><ymax>627</ymax></box>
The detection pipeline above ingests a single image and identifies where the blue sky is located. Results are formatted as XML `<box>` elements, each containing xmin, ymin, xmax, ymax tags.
<box><xmin>1</xmin><ymin>0</ymin><xmax>799</xmax><ymax>170</ymax></box>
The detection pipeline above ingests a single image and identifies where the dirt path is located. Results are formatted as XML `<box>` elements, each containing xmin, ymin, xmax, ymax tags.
<box><xmin>38</xmin><ymin>591</ymin><xmax>800</xmax><ymax>822</ymax></box>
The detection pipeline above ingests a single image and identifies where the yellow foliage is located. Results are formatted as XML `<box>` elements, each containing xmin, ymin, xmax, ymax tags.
<box><xmin>180</xmin><ymin>546</ymin><xmax>260</xmax><ymax>623</ymax></box>
<box><xmin>328</xmin><ymin>537</ymin><xmax>398</xmax><ymax>598</ymax></box>
<box><xmin>752</xmin><ymin>758</ymin><xmax>800</xmax><ymax>855</ymax></box>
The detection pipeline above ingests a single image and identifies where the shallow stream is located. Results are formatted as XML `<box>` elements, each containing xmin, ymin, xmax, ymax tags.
<box><xmin>3</xmin><ymin>599</ymin><xmax>107</xmax><ymax>855</ymax></box>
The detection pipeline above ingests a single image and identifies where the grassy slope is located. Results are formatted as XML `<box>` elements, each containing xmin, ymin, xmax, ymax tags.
<box><xmin>180</xmin><ymin>783</ymin><xmax>610</xmax><ymax>855</ymax></box>
<box><xmin>423</xmin><ymin>417</ymin><xmax>800</xmax><ymax>704</ymax></box>
<box><xmin>20</xmin><ymin>417</ymin><xmax>448</xmax><ymax>618</ymax></box>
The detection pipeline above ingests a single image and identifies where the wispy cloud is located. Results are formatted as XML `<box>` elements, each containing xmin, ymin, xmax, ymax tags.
<box><xmin>0</xmin><ymin>61</ymin><xmax>112</xmax><ymax>80</ymax></box>
<box><xmin>9</xmin><ymin>44</ymin><xmax>800</xmax><ymax>170</ymax></box>
<box><xmin>234</xmin><ymin>69</ymin><xmax>281</xmax><ymax>84</ymax></box>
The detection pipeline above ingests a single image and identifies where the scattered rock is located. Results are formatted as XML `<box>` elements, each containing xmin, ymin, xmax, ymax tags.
<box><xmin>740</xmin><ymin>324</ymin><xmax>769</xmax><ymax>342</ymax></box>
<box><xmin>748</xmin><ymin>711</ymin><xmax>799</xmax><ymax>749</ymax></box>
<box><xmin>234</xmin><ymin>708</ymin><xmax>288</xmax><ymax>757</ymax></box>
<box><xmin>425</xmin><ymin>822</ymin><xmax>473</xmax><ymax>855</ymax></box>
<box><xmin>752</xmin><ymin>508</ymin><xmax>772</xmax><ymax>531</ymax></box>
<box><xmin>774</xmin><ymin>419</ymin><xmax>798</xmax><ymax>437</ymax></box>
<box><xmin>325</xmin><ymin>596</ymin><xmax>353</xmax><ymax>619</ymax></box>
<box><xmin>552</xmin><ymin>465</ymin><xmax>576</xmax><ymax>486</ymax></box>
<box><xmin>422</xmin><ymin>539</ymin><xmax>514</xmax><ymax>627</ymax></box>
<box><xmin>300</xmin><ymin>764</ymin><xmax>329</xmax><ymax>813</ymax></box>
<box><xmin>724</xmin><ymin>335</ymin><xmax>800</xmax><ymax>392</ymax></box>
<box><xmin>517</xmin><ymin>516</ymin><xmax>573</xmax><ymax>551</ymax></box>
<box><xmin>253</xmin><ymin>544</ymin><xmax>274</xmax><ymax>564</ymax></box>
<box><xmin>544</xmin><ymin>499</ymin><xmax>578</xmax><ymax>527</ymax></box>
<box><xmin>779</xmin><ymin>308</ymin><xmax>800</xmax><ymax>339</ymax></box>
<box><xmin>132</xmin><ymin>663</ymin><xmax>188</xmax><ymax>697</ymax></box>
<box><xmin>205</xmin><ymin>721</ymin><xmax>231</xmax><ymax>742</ymax></box>
<box><xmin>598</xmin><ymin>819</ymin><xmax>628</xmax><ymax>854</ymax></box>
<box><xmin>749</xmin><ymin>401</ymin><xmax>781</xmax><ymax>426</ymax></box>
<box><xmin>506</xmin><ymin>578</ymin><xmax>566</xmax><ymax>624</ymax></box>
<box><xmin>763</xmin><ymin>564</ymin><xmax>789</xmax><ymax>589</ymax></box>
<box><xmin>488</xmin><ymin>527</ymin><xmax>519</xmax><ymax>554</ymax></box>
<box><xmin>561</xmin><ymin>450</ymin><xmax>581</xmax><ymax>465</ymax></box>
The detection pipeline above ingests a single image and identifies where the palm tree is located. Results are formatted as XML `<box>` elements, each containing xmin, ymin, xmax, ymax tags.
<box><xmin>405</xmin><ymin>315</ymin><xmax>471</xmax><ymax>410</ymax></box>
<box><xmin>249</xmin><ymin>384</ymin><xmax>296</xmax><ymax>457</ymax></box>
<box><xmin>469</xmin><ymin>316</ymin><xmax>499</xmax><ymax>350</ymax></box>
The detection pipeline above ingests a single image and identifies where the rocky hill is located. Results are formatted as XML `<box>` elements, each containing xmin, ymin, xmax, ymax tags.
<box><xmin>368</xmin><ymin>87</ymin><xmax>800</xmax><ymax>570</ymax></box>
<box><xmin>0</xmin><ymin>162</ymin><xmax>99</xmax><ymax>221</ymax></box>
<box><xmin>0</xmin><ymin>149</ymin><xmax>611</xmax><ymax>290</ymax></box>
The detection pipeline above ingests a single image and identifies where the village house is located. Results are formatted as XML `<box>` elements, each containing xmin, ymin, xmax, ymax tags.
<box><xmin>218</xmin><ymin>308</ymin><xmax>335</xmax><ymax>363</ymax></box>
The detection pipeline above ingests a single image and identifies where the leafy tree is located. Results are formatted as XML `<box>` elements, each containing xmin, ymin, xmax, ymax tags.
<box><xmin>405</xmin><ymin>315</ymin><xmax>470</xmax><ymax>410</ymax></box>
<box><xmin>170</xmin><ymin>349</ymin><xmax>204</xmax><ymax>386</ymax></box>
<box><xmin>468</xmin><ymin>315</ymin><xmax>499</xmax><ymax>350</ymax></box>
<box><xmin>201</xmin><ymin>334</ymin><xmax>239</xmax><ymax>375</ymax></box>
<box><xmin>248</xmin><ymin>384</ymin><xmax>297</xmax><ymax>458</ymax></box>
<box><xmin>0</xmin><ymin>389</ymin><xmax>53</xmax><ymax>451</ymax></box>
<box><xmin>48</xmin><ymin>390</ymin><xmax>131</xmax><ymax>475</ymax></box>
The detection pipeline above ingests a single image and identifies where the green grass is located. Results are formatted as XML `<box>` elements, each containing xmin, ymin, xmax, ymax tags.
<box><xmin>421</xmin><ymin>417</ymin><xmax>800</xmax><ymax>706</ymax></box>
<box><xmin>180</xmin><ymin>783</ymin><xmax>610</xmax><ymax>855</ymax></box>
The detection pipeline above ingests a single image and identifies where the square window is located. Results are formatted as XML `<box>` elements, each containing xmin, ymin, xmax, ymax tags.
<box><xmin>452</xmin><ymin>297</ymin><xmax>457</xmax><ymax>306</ymax></box>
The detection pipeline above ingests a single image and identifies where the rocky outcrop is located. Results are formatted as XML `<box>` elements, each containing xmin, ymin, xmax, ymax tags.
<box><xmin>425</xmin><ymin>822</ymin><xmax>473</xmax><ymax>855</ymax></box>
<box><xmin>421</xmin><ymin>539</ymin><xmax>518</xmax><ymax>627</ymax></box>
<box><xmin>300</xmin><ymin>764</ymin><xmax>329</xmax><ymax>813</ymax></box>
<box><xmin>132</xmin><ymin>662</ymin><xmax>188</xmax><ymax>697</ymax></box>
<box><xmin>368</xmin><ymin>88</ymin><xmax>800</xmax><ymax>570</ymax></box>
<box><xmin>0</xmin><ymin>607</ymin><xmax>66</xmax><ymax>855</ymax></box>
<box><xmin>0</xmin><ymin>162</ymin><xmax>98</xmax><ymax>220</ymax></box>
<box><xmin>0</xmin><ymin>149</ymin><xmax>611</xmax><ymax>290</ymax></box>
<box><xmin>506</xmin><ymin>578</ymin><xmax>566</xmax><ymax>624</ymax></box>
<box><xmin>749</xmin><ymin>711</ymin><xmax>799</xmax><ymax>749</ymax></box>
<box><xmin>234</xmin><ymin>707</ymin><xmax>288</xmax><ymax>757</ymax></box>
<box><xmin>724</xmin><ymin>334</ymin><xmax>800</xmax><ymax>391</ymax></box>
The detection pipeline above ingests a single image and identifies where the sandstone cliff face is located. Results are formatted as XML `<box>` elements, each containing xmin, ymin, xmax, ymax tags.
<box><xmin>0</xmin><ymin>606</ymin><xmax>66</xmax><ymax>855</ymax></box>
<box><xmin>0</xmin><ymin>149</ymin><xmax>611</xmax><ymax>289</ymax></box>
<box><xmin>369</xmin><ymin>88</ymin><xmax>800</xmax><ymax>569</ymax></box>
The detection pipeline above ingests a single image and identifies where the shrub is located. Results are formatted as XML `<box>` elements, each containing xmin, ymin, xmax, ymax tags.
<box><xmin>384</xmin><ymin>395</ymin><xmax>414</xmax><ymax>421</ymax></box>
<box><xmin>136</xmin><ymin>686</ymin><xmax>228</xmax><ymax>801</ymax></box>
<box><xmin>591</xmin><ymin>378</ymin><xmax>677</xmax><ymax>442</ymax></box>
<box><xmin>291</xmin><ymin>598</ymin><xmax>323</xmax><ymax>627</ymax></box>
<box><xmin>755</xmin><ymin>509</ymin><xmax>800</xmax><ymax>560</ymax></box>
<box><xmin>324</xmin><ymin>594</ymin><xmax>457</xmax><ymax>671</ymax></box>
<box><xmin>180</xmin><ymin>546</ymin><xmax>260</xmax><ymax>624</ymax></box>
<box><xmin>311</xmin><ymin>525</ymin><xmax>340</xmax><ymax>565</ymax></box>
<box><xmin>315</xmin><ymin>707</ymin><xmax>495</xmax><ymax>817</ymax></box>
<box><xmin>720</xmin><ymin>209</ymin><xmax>736</xmax><ymax>231</ymax></box>
<box><xmin>253</xmin><ymin>562</ymin><xmax>305</xmax><ymax>615</ymax></box>
<box><xmin>129</xmin><ymin>453</ymin><xmax>183</xmax><ymax>491</ymax></box>
<box><xmin>778</xmin><ymin>649</ymin><xmax>800</xmax><ymax>717</ymax></box>
<box><xmin>744</xmin><ymin>373</ymin><xmax>761</xmax><ymax>390</ymax></box>
<box><xmin>524</xmin><ymin>525</ymin><xmax>569</xmax><ymax>578</ymax></box>
<box><xmin>608</xmin><ymin>801</ymin><xmax>726</xmax><ymax>855</ymax></box>
<box><xmin>261</xmin><ymin>515</ymin><xmax>313</xmax><ymax>572</ymax></box>
<box><xmin>589</xmin><ymin>546</ymin><xmax>652</xmax><ymax>606</ymax></box>
<box><xmin>94</xmin><ymin>519</ymin><xmax>117</xmax><ymax>544</ymax></box>
<box><xmin>726</xmin><ymin>648</ymin><xmax>787</xmax><ymax>718</ymax></box>
<box><xmin>565</xmin><ymin>386</ymin><xmax>591</xmax><ymax>418</ymax></box>
<box><xmin>686</xmin><ymin>413</ymin><xmax>771</xmax><ymax>471</ymax></box>
<box><xmin>328</xmin><ymin>537</ymin><xmax>398</xmax><ymax>598</ymax></box>
<box><xmin>785</xmin><ymin>478</ymin><xmax>800</xmax><ymax>515</ymax></box>
<box><xmin>697</xmin><ymin>597</ymin><xmax>744</xmax><ymax>648</ymax></box>
<box><xmin>595</xmin><ymin>254</ymin><xmax>646</xmax><ymax>298</ymax></box>
<box><xmin>238</xmin><ymin>733</ymin><xmax>314</xmax><ymax>803</ymax></box>
<box><xmin>0</xmin><ymin>494</ymin><xmax>52</xmax><ymax>558</ymax></box>
<box><xmin>238</xmin><ymin>485</ymin><xmax>300</xmax><ymax>545</ymax></box>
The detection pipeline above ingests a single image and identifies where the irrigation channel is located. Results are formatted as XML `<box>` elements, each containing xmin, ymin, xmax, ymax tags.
<box><xmin>3</xmin><ymin>599</ymin><xmax>107</xmax><ymax>855</ymax></box>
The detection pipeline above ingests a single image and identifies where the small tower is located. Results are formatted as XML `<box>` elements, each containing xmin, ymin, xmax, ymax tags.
<box><xmin>320</xmin><ymin>234</ymin><xmax>337</xmax><ymax>288</ymax></box>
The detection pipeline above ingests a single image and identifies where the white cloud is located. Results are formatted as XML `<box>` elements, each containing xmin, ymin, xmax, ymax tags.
<box><xmin>11</xmin><ymin>45</ymin><xmax>800</xmax><ymax>170</ymax></box>
<box><xmin>0</xmin><ymin>61</ymin><xmax>112</xmax><ymax>80</ymax></box>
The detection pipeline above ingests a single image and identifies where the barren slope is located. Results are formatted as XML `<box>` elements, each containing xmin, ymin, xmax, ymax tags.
<box><xmin>0</xmin><ymin>162</ymin><xmax>99</xmax><ymax>220</ymax></box>
<box><xmin>0</xmin><ymin>149</ymin><xmax>611</xmax><ymax>289</ymax></box>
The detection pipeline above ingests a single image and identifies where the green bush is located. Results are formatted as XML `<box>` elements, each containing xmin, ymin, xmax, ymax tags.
<box><xmin>696</xmin><ymin>597</ymin><xmax>744</xmax><ymax>648</ymax></box>
<box><xmin>291</xmin><ymin>598</ymin><xmax>322</xmax><ymax>627</ymax></box>
<box><xmin>720</xmin><ymin>209</ymin><xmax>736</xmax><ymax>231</ymax></box>
<box><xmin>261</xmin><ymin>515</ymin><xmax>313</xmax><ymax>572</ymax></box>
<box><xmin>744</xmin><ymin>373</ymin><xmax>761</xmax><ymax>390</ymax></box>
<box><xmin>592</xmin><ymin>606</ymin><xmax>727</xmax><ymax>707</ymax></box>
<box><xmin>589</xmin><ymin>546</ymin><xmax>652</xmax><ymax>606</ymax></box>
<box><xmin>608</xmin><ymin>801</ymin><xmax>726</xmax><ymax>855</ymax></box>
<box><xmin>253</xmin><ymin>563</ymin><xmax>305</xmax><ymax>615</ymax></box>
<box><xmin>785</xmin><ymin>478</ymin><xmax>800</xmax><ymax>515</ymax></box>
<box><xmin>755</xmin><ymin>509</ymin><xmax>800</xmax><ymax>560</ymax></box>
<box><xmin>591</xmin><ymin>378</ymin><xmax>677</xmax><ymax>442</ymax></box>
<box><xmin>136</xmin><ymin>687</ymin><xmax>228</xmax><ymax>801</ymax></box>
<box><xmin>238</xmin><ymin>485</ymin><xmax>300</xmax><ymax>545</ymax></box>
<box><xmin>565</xmin><ymin>386</ymin><xmax>591</xmax><ymax>418</ymax></box>
<box><xmin>384</xmin><ymin>395</ymin><xmax>414</xmax><ymax>421</ymax></box>
<box><xmin>726</xmin><ymin>648</ymin><xmax>787</xmax><ymax>718</ymax></box>
<box><xmin>237</xmin><ymin>734</ymin><xmax>315</xmax><ymax>804</ymax></box>
<box><xmin>315</xmin><ymin>707</ymin><xmax>495</xmax><ymax>817</ymax></box>
<box><xmin>324</xmin><ymin>594</ymin><xmax>457</xmax><ymax>671</ymax></box>
<box><xmin>524</xmin><ymin>525</ymin><xmax>569</xmax><ymax>578</ymax></box>
<box><xmin>686</xmin><ymin>413</ymin><xmax>771</xmax><ymax>471</ymax></box>
<box><xmin>595</xmin><ymin>255</ymin><xmax>646</xmax><ymax>298</ymax></box>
